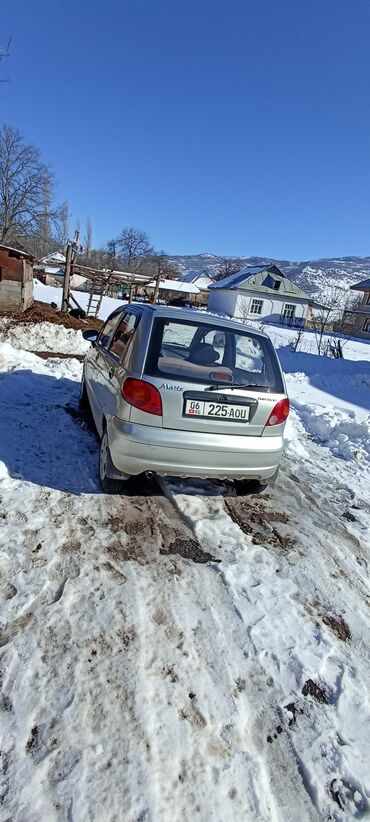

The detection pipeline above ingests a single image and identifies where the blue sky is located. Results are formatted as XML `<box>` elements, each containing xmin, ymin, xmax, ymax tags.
<box><xmin>1</xmin><ymin>0</ymin><xmax>370</xmax><ymax>260</ymax></box>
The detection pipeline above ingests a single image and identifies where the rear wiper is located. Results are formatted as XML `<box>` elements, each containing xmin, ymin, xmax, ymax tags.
<box><xmin>207</xmin><ymin>383</ymin><xmax>261</xmax><ymax>391</ymax></box>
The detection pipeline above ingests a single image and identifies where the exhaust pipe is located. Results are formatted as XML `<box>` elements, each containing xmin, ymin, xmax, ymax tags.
<box><xmin>145</xmin><ymin>471</ymin><xmax>154</xmax><ymax>480</ymax></box>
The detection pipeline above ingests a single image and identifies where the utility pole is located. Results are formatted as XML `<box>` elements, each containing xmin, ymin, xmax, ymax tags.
<box><xmin>62</xmin><ymin>230</ymin><xmax>82</xmax><ymax>312</ymax></box>
<box><xmin>151</xmin><ymin>270</ymin><xmax>162</xmax><ymax>305</ymax></box>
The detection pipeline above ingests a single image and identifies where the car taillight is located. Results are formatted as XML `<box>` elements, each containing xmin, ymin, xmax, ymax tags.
<box><xmin>121</xmin><ymin>378</ymin><xmax>162</xmax><ymax>416</ymax></box>
<box><xmin>265</xmin><ymin>398</ymin><xmax>290</xmax><ymax>427</ymax></box>
<box><xmin>210</xmin><ymin>371</ymin><xmax>233</xmax><ymax>383</ymax></box>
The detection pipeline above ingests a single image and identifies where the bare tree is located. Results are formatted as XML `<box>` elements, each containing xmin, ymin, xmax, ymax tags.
<box><xmin>105</xmin><ymin>238</ymin><xmax>117</xmax><ymax>268</ymax></box>
<box><xmin>213</xmin><ymin>258</ymin><xmax>242</xmax><ymax>282</ymax></box>
<box><xmin>143</xmin><ymin>254</ymin><xmax>182</xmax><ymax>303</ymax></box>
<box><xmin>333</xmin><ymin>292</ymin><xmax>363</xmax><ymax>333</ymax></box>
<box><xmin>84</xmin><ymin>216</ymin><xmax>93</xmax><ymax>259</ymax></box>
<box><xmin>323</xmin><ymin>292</ymin><xmax>365</xmax><ymax>357</ymax></box>
<box><xmin>0</xmin><ymin>124</ymin><xmax>57</xmax><ymax>247</ymax></box>
<box><xmin>310</xmin><ymin>286</ymin><xmax>355</xmax><ymax>355</ymax></box>
<box><xmin>39</xmin><ymin>176</ymin><xmax>52</xmax><ymax>256</ymax></box>
<box><xmin>135</xmin><ymin>253</ymin><xmax>180</xmax><ymax>279</ymax></box>
<box><xmin>157</xmin><ymin>257</ymin><xmax>181</xmax><ymax>280</ymax></box>
<box><xmin>56</xmin><ymin>200</ymin><xmax>69</xmax><ymax>248</ymax></box>
<box><xmin>238</xmin><ymin>295</ymin><xmax>251</xmax><ymax>322</ymax></box>
<box><xmin>290</xmin><ymin>325</ymin><xmax>305</xmax><ymax>352</ymax></box>
<box><xmin>112</xmin><ymin>226</ymin><xmax>154</xmax><ymax>269</ymax></box>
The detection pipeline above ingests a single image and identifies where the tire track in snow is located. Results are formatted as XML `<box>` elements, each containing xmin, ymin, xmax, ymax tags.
<box><xmin>160</xmin><ymin>478</ymin><xmax>318</xmax><ymax>821</ymax></box>
<box><xmin>0</xmin><ymin>480</ymin><xmax>224</xmax><ymax>821</ymax></box>
<box><xmin>161</xmin><ymin>452</ymin><xmax>370</xmax><ymax>821</ymax></box>
<box><xmin>124</xmin><ymin>529</ymin><xmax>278</xmax><ymax>821</ymax></box>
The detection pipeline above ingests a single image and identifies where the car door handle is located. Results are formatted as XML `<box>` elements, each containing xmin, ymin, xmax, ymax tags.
<box><xmin>108</xmin><ymin>367</ymin><xmax>115</xmax><ymax>379</ymax></box>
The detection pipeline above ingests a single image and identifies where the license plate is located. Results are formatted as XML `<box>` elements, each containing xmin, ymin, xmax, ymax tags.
<box><xmin>184</xmin><ymin>399</ymin><xmax>250</xmax><ymax>421</ymax></box>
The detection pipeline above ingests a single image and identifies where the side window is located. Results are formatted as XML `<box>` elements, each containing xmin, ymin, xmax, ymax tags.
<box><xmin>202</xmin><ymin>329</ymin><xmax>226</xmax><ymax>361</ymax></box>
<box><xmin>162</xmin><ymin>322</ymin><xmax>196</xmax><ymax>349</ymax></box>
<box><xmin>235</xmin><ymin>335</ymin><xmax>264</xmax><ymax>373</ymax></box>
<box><xmin>97</xmin><ymin>314</ymin><xmax>121</xmax><ymax>351</ymax></box>
<box><xmin>109</xmin><ymin>312</ymin><xmax>139</xmax><ymax>360</ymax></box>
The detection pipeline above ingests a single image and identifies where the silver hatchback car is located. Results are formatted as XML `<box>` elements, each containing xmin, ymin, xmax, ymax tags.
<box><xmin>80</xmin><ymin>305</ymin><xmax>289</xmax><ymax>493</ymax></box>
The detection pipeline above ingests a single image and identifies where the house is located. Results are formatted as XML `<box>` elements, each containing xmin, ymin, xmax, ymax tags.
<box><xmin>33</xmin><ymin>251</ymin><xmax>66</xmax><ymax>284</ymax></box>
<box><xmin>0</xmin><ymin>244</ymin><xmax>34</xmax><ymax>312</ymax></box>
<box><xmin>180</xmin><ymin>271</ymin><xmax>214</xmax><ymax>304</ymax></box>
<box><xmin>145</xmin><ymin>278</ymin><xmax>200</xmax><ymax>303</ymax></box>
<box><xmin>207</xmin><ymin>264</ymin><xmax>320</xmax><ymax>327</ymax></box>
<box><xmin>348</xmin><ymin>278</ymin><xmax>370</xmax><ymax>338</ymax></box>
<box><xmin>34</xmin><ymin>250</ymin><xmax>87</xmax><ymax>289</ymax></box>
<box><xmin>181</xmin><ymin>271</ymin><xmax>214</xmax><ymax>291</ymax></box>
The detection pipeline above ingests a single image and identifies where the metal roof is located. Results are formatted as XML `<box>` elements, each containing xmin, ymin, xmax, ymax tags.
<box><xmin>181</xmin><ymin>271</ymin><xmax>200</xmax><ymax>283</ymax></box>
<box><xmin>209</xmin><ymin>264</ymin><xmax>312</xmax><ymax>300</ymax></box>
<box><xmin>0</xmin><ymin>243</ymin><xmax>34</xmax><ymax>261</ymax></box>
<box><xmin>39</xmin><ymin>251</ymin><xmax>66</xmax><ymax>263</ymax></box>
<box><xmin>146</xmin><ymin>278</ymin><xmax>200</xmax><ymax>294</ymax></box>
<box><xmin>350</xmin><ymin>278</ymin><xmax>370</xmax><ymax>290</ymax></box>
<box><xmin>34</xmin><ymin>265</ymin><xmax>65</xmax><ymax>275</ymax></box>
<box><xmin>181</xmin><ymin>271</ymin><xmax>213</xmax><ymax>284</ymax></box>
<box><xmin>209</xmin><ymin>264</ymin><xmax>281</xmax><ymax>289</ymax></box>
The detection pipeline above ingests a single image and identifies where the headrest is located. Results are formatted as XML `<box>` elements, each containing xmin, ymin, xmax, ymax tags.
<box><xmin>188</xmin><ymin>343</ymin><xmax>220</xmax><ymax>365</ymax></box>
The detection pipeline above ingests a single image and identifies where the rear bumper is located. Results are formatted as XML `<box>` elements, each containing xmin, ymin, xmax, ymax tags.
<box><xmin>107</xmin><ymin>418</ymin><xmax>284</xmax><ymax>481</ymax></box>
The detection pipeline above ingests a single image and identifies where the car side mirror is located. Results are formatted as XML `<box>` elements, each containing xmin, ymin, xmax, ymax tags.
<box><xmin>82</xmin><ymin>329</ymin><xmax>98</xmax><ymax>345</ymax></box>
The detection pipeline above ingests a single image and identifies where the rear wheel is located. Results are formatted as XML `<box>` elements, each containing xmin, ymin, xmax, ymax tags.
<box><xmin>99</xmin><ymin>429</ymin><xmax>126</xmax><ymax>494</ymax></box>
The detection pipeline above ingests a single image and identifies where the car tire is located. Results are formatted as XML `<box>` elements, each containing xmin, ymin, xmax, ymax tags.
<box><xmin>233</xmin><ymin>479</ymin><xmax>268</xmax><ymax>496</ymax></box>
<box><xmin>99</xmin><ymin>429</ymin><xmax>126</xmax><ymax>494</ymax></box>
<box><xmin>79</xmin><ymin>375</ymin><xmax>90</xmax><ymax>411</ymax></box>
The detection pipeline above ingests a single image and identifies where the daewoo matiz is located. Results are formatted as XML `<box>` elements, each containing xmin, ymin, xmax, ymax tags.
<box><xmin>80</xmin><ymin>305</ymin><xmax>289</xmax><ymax>493</ymax></box>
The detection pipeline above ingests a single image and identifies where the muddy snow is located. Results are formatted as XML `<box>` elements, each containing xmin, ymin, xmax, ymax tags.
<box><xmin>0</xmin><ymin>316</ymin><xmax>369</xmax><ymax>822</ymax></box>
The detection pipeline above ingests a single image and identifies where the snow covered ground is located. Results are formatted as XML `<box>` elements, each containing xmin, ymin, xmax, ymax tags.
<box><xmin>34</xmin><ymin>282</ymin><xmax>129</xmax><ymax>322</ymax></box>
<box><xmin>0</xmin><ymin>319</ymin><xmax>90</xmax><ymax>355</ymax></box>
<box><xmin>0</xmin><ymin>317</ymin><xmax>369</xmax><ymax>822</ymax></box>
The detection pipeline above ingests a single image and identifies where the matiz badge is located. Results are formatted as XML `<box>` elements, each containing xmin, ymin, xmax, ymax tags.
<box><xmin>160</xmin><ymin>383</ymin><xmax>182</xmax><ymax>391</ymax></box>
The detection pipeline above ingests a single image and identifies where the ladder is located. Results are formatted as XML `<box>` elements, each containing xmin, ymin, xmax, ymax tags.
<box><xmin>86</xmin><ymin>277</ymin><xmax>106</xmax><ymax>318</ymax></box>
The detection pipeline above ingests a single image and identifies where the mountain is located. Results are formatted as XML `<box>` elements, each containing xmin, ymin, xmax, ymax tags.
<box><xmin>167</xmin><ymin>253</ymin><xmax>370</xmax><ymax>300</ymax></box>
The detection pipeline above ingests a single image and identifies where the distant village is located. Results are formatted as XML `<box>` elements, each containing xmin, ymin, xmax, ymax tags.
<box><xmin>1</xmin><ymin>124</ymin><xmax>369</xmax><ymax>343</ymax></box>
<box><xmin>0</xmin><ymin>242</ymin><xmax>369</xmax><ymax>343</ymax></box>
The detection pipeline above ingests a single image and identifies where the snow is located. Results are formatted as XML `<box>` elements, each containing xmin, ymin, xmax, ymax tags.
<box><xmin>255</xmin><ymin>322</ymin><xmax>370</xmax><ymax>362</ymax></box>
<box><xmin>33</xmin><ymin>282</ymin><xmax>126</xmax><ymax>321</ymax></box>
<box><xmin>0</xmin><ymin>320</ymin><xmax>90</xmax><ymax>355</ymax></box>
<box><xmin>33</xmin><ymin>280</ymin><xmax>199</xmax><ymax>321</ymax></box>
<box><xmin>291</xmin><ymin>404</ymin><xmax>370</xmax><ymax>462</ymax></box>
<box><xmin>147</xmin><ymin>278</ymin><xmax>200</xmax><ymax>294</ymax></box>
<box><xmin>0</xmin><ymin>316</ymin><xmax>369</xmax><ymax>821</ymax></box>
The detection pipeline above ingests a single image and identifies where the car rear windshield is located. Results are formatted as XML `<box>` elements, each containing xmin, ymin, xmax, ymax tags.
<box><xmin>145</xmin><ymin>318</ymin><xmax>284</xmax><ymax>392</ymax></box>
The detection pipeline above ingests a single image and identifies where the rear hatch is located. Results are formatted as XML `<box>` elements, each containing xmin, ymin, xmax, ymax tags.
<box><xmin>140</xmin><ymin>316</ymin><xmax>286</xmax><ymax>437</ymax></box>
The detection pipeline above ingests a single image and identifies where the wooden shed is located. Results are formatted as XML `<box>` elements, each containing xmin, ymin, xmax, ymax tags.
<box><xmin>0</xmin><ymin>244</ymin><xmax>34</xmax><ymax>312</ymax></box>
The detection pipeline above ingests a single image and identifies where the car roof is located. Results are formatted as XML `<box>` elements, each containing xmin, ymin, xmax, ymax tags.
<box><xmin>112</xmin><ymin>303</ymin><xmax>270</xmax><ymax>339</ymax></box>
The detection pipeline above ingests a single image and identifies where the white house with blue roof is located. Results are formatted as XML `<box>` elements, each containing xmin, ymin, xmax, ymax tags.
<box><xmin>207</xmin><ymin>264</ymin><xmax>319</xmax><ymax>328</ymax></box>
<box><xmin>180</xmin><ymin>270</ymin><xmax>214</xmax><ymax>292</ymax></box>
